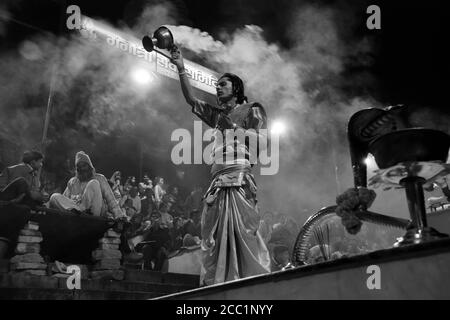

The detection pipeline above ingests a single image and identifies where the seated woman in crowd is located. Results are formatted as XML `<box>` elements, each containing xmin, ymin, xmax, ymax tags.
<box><xmin>109</xmin><ymin>171</ymin><xmax>123</xmax><ymax>201</ymax></box>
<box><xmin>153</xmin><ymin>177</ymin><xmax>166</xmax><ymax>209</ymax></box>
<box><xmin>124</xmin><ymin>176</ymin><xmax>137</xmax><ymax>191</ymax></box>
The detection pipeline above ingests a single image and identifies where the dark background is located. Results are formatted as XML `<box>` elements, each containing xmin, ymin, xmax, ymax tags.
<box><xmin>2</xmin><ymin>0</ymin><xmax>448</xmax><ymax>107</ymax></box>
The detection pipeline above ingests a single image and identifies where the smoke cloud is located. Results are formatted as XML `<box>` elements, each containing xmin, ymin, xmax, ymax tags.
<box><xmin>0</xmin><ymin>0</ymin><xmax>409</xmax><ymax>223</ymax></box>
<box><xmin>167</xmin><ymin>3</ymin><xmax>407</xmax><ymax>220</ymax></box>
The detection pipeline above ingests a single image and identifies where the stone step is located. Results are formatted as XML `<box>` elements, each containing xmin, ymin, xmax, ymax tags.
<box><xmin>80</xmin><ymin>279</ymin><xmax>194</xmax><ymax>294</ymax></box>
<box><xmin>1</xmin><ymin>266</ymin><xmax>199</xmax><ymax>286</ymax></box>
<box><xmin>0</xmin><ymin>288</ymin><xmax>159</xmax><ymax>300</ymax></box>
<box><xmin>124</xmin><ymin>269</ymin><xmax>199</xmax><ymax>287</ymax></box>
<box><xmin>0</xmin><ymin>273</ymin><xmax>195</xmax><ymax>293</ymax></box>
<box><xmin>0</xmin><ymin>273</ymin><xmax>59</xmax><ymax>289</ymax></box>
<box><xmin>0</xmin><ymin>272</ymin><xmax>196</xmax><ymax>299</ymax></box>
<box><xmin>124</xmin><ymin>269</ymin><xmax>162</xmax><ymax>283</ymax></box>
<box><xmin>163</xmin><ymin>272</ymin><xmax>200</xmax><ymax>287</ymax></box>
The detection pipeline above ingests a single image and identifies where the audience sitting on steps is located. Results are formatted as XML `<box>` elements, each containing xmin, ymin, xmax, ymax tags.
<box><xmin>0</xmin><ymin>150</ymin><xmax>314</xmax><ymax>277</ymax></box>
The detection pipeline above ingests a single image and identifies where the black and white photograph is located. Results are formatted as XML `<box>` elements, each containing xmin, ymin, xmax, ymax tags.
<box><xmin>0</xmin><ymin>0</ymin><xmax>449</xmax><ymax>305</ymax></box>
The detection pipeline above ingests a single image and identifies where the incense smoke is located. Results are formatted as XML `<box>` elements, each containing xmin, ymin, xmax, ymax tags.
<box><xmin>0</xmin><ymin>0</ymin><xmax>410</xmax><ymax>223</ymax></box>
<box><xmin>166</xmin><ymin>3</ymin><xmax>408</xmax><ymax>220</ymax></box>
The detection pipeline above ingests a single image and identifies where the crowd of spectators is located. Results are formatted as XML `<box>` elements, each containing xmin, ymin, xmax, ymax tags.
<box><xmin>2</xmin><ymin>150</ymin><xmax>401</xmax><ymax>274</ymax></box>
<box><xmin>107</xmin><ymin>171</ymin><xmax>203</xmax><ymax>271</ymax></box>
<box><xmin>111</xmin><ymin>170</ymin><xmax>306</xmax><ymax>273</ymax></box>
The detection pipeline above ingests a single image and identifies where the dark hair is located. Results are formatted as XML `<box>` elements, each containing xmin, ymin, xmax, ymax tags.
<box><xmin>22</xmin><ymin>150</ymin><xmax>44</xmax><ymax>164</ymax></box>
<box><xmin>125</xmin><ymin>176</ymin><xmax>136</xmax><ymax>186</ymax></box>
<box><xmin>219</xmin><ymin>73</ymin><xmax>248</xmax><ymax>104</ymax></box>
<box><xmin>151</xmin><ymin>212</ymin><xmax>161</xmax><ymax>218</ymax></box>
<box><xmin>173</xmin><ymin>217</ymin><xmax>183</xmax><ymax>226</ymax></box>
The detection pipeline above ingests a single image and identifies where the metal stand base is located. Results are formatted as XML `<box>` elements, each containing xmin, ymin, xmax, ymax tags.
<box><xmin>394</xmin><ymin>226</ymin><xmax>448</xmax><ymax>247</ymax></box>
<box><xmin>394</xmin><ymin>176</ymin><xmax>449</xmax><ymax>247</ymax></box>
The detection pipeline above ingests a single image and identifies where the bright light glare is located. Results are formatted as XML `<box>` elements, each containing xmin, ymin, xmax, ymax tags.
<box><xmin>364</xmin><ymin>155</ymin><xmax>373</xmax><ymax>166</ymax></box>
<box><xmin>271</xmin><ymin>120</ymin><xmax>287</xmax><ymax>135</ymax></box>
<box><xmin>131</xmin><ymin>68</ymin><xmax>154</xmax><ymax>85</ymax></box>
<box><xmin>364</xmin><ymin>153</ymin><xmax>379</xmax><ymax>172</ymax></box>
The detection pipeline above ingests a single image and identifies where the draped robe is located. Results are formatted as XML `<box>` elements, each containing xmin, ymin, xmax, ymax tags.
<box><xmin>192</xmin><ymin>99</ymin><xmax>271</xmax><ymax>285</ymax></box>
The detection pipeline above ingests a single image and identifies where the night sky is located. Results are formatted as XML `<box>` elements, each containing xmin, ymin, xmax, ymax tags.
<box><xmin>2</xmin><ymin>0</ymin><xmax>449</xmax><ymax>107</ymax></box>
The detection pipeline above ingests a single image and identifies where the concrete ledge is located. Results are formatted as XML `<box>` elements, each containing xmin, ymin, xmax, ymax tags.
<box><xmin>157</xmin><ymin>238</ymin><xmax>450</xmax><ymax>300</ymax></box>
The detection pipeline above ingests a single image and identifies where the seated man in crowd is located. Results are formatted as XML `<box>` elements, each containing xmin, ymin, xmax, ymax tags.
<box><xmin>139</xmin><ymin>174</ymin><xmax>153</xmax><ymax>193</ymax></box>
<box><xmin>140</xmin><ymin>187</ymin><xmax>154</xmax><ymax>219</ymax></box>
<box><xmin>49</xmin><ymin>151</ymin><xmax>125</xmax><ymax>218</ymax></box>
<box><xmin>164</xmin><ymin>186</ymin><xmax>185</xmax><ymax>217</ymax></box>
<box><xmin>0</xmin><ymin>150</ymin><xmax>49</xmax><ymax>207</ymax></box>
<box><xmin>121</xmin><ymin>209</ymin><xmax>150</xmax><ymax>253</ymax></box>
<box><xmin>183</xmin><ymin>209</ymin><xmax>201</xmax><ymax>238</ymax></box>
<box><xmin>170</xmin><ymin>217</ymin><xmax>187</xmax><ymax>251</ymax></box>
<box><xmin>158</xmin><ymin>202</ymin><xmax>173</xmax><ymax>229</ymax></box>
<box><xmin>123</xmin><ymin>198</ymin><xmax>138</xmax><ymax>219</ymax></box>
<box><xmin>183</xmin><ymin>185</ymin><xmax>203</xmax><ymax>214</ymax></box>
<box><xmin>141</xmin><ymin>211</ymin><xmax>172</xmax><ymax>271</ymax></box>
<box><xmin>120</xmin><ymin>186</ymin><xmax>141</xmax><ymax>215</ymax></box>
<box><xmin>0</xmin><ymin>151</ymin><xmax>49</xmax><ymax>258</ymax></box>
